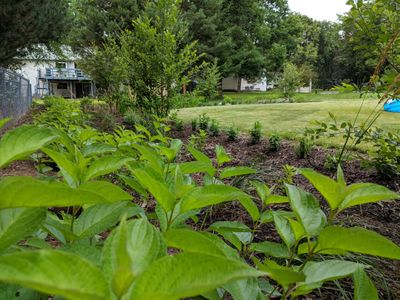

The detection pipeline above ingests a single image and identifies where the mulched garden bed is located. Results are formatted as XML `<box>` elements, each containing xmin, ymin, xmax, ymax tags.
<box><xmin>0</xmin><ymin>107</ymin><xmax>398</xmax><ymax>299</ymax></box>
<box><xmin>171</xmin><ymin>125</ymin><xmax>400</xmax><ymax>299</ymax></box>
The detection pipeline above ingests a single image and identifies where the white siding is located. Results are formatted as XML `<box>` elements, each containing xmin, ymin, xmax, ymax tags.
<box><xmin>222</xmin><ymin>77</ymin><xmax>269</xmax><ymax>92</ymax></box>
<box><xmin>17</xmin><ymin>60</ymin><xmax>75</xmax><ymax>96</ymax></box>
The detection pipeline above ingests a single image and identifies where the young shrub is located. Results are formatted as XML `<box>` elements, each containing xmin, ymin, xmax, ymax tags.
<box><xmin>209</xmin><ymin>119</ymin><xmax>221</xmax><ymax>137</ymax></box>
<box><xmin>191</xmin><ymin>119</ymin><xmax>197</xmax><ymax>131</ymax></box>
<box><xmin>279</xmin><ymin>62</ymin><xmax>304</xmax><ymax>102</ymax></box>
<box><xmin>196</xmin><ymin>59</ymin><xmax>221</xmax><ymax>101</ymax></box>
<box><xmin>296</xmin><ymin>136</ymin><xmax>314</xmax><ymax>158</ymax></box>
<box><xmin>324</xmin><ymin>153</ymin><xmax>340</xmax><ymax>170</ymax></box>
<box><xmin>268</xmin><ymin>133</ymin><xmax>281</xmax><ymax>152</ymax></box>
<box><xmin>124</xmin><ymin>109</ymin><xmax>142</xmax><ymax>126</ymax></box>
<box><xmin>227</xmin><ymin>125</ymin><xmax>239</xmax><ymax>142</ymax></box>
<box><xmin>188</xmin><ymin>129</ymin><xmax>208</xmax><ymax>150</ymax></box>
<box><xmin>278</xmin><ymin>164</ymin><xmax>297</xmax><ymax>193</ymax></box>
<box><xmin>80</xmin><ymin>97</ymin><xmax>94</xmax><ymax>112</ymax></box>
<box><xmin>366</xmin><ymin>131</ymin><xmax>400</xmax><ymax>179</ymax></box>
<box><xmin>198</xmin><ymin>113</ymin><xmax>210</xmax><ymax>131</ymax></box>
<box><xmin>250</xmin><ymin>121</ymin><xmax>262</xmax><ymax>144</ymax></box>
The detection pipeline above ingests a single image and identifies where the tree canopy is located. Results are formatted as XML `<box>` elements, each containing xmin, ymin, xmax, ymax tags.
<box><xmin>0</xmin><ymin>0</ymin><xmax>70</xmax><ymax>67</ymax></box>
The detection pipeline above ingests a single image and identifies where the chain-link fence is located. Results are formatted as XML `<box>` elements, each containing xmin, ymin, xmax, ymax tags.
<box><xmin>0</xmin><ymin>67</ymin><xmax>32</xmax><ymax>120</ymax></box>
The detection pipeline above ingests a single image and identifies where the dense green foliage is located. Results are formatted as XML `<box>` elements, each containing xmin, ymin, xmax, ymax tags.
<box><xmin>0</xmin><ymin>0</ymin><xmax>70</xmax><ymax>67</ymax></box>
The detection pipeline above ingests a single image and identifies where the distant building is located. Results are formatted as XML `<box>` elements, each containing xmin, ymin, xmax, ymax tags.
<box><xmin>17</xmin><ymin>47</ymin><xmax>95</xmax><ymax>99</ymax></box>
<box><xmin>221</xmin><ymin>77</ymin><xmax>274</xmax><ymax>92</ymax></box>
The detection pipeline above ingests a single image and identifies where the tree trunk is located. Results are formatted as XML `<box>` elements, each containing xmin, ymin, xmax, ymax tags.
<box><xmin>237</xmin><ymin>77</ymin><xmax>241</xmax><ymax>92</ymax></box>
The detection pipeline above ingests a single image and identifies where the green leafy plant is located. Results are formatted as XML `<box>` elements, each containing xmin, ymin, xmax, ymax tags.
<box><xmin>189</xmin><ymin>129</ymin><xmax>208</xmax><ymax>150</ymax></box>
<box><xmin>209</xmin><ymin>119</ymin><xmax>221</xmax><ymax>136</ymax></box>
<box><xmin>196</xmin><ymin>59</ymin><xmax>221</xmax><ymax>101</ymax></box>
<box><xmin>296</xmin><ymin>136</ymin><xmax>314</xmax><ymax>158</ymax></box>
<box><xmin>198</xmin><ymin>113</ymin><xmax>210</xmax><ymax>131</ymax></box>
<box><xmin>268</xmin><ymin>132</ymin><xmax>281</xmax><ymax>152</ymax></box>
<box><xmin>250</xmin><ymin>121</ymin><xmax>263</xmax><ymax>144</ymax></box>
<box><xmin>227</xmin><ymin>125</ymin><xmax>239</xmax><ymax>142</ymax></box>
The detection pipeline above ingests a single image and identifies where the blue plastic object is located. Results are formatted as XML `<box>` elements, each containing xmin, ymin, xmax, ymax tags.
<box><xmin>384</xmin><ymin>99</ymin><xmax>400</xmax><ymax>113</ymax></box>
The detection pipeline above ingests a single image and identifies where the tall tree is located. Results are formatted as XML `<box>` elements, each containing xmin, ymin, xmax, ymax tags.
<box><xmin>68</xmin><ymin>0</ymin><xmax>147</xmax><ymax>53</ymax></box>
<box><xmin>0</xmin><ymin>0</ymin><xmax>70</xmax><ymax>67</ymax></box>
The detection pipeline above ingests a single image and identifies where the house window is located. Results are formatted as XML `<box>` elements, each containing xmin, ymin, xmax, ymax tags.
<box><xmin>55</xmin><ymin>62</ymin><xmax>66</xmax><ymax>69</ymax></box>
<box><xmin>57</xmin><ymin>83</ymin><xmax>68</xmax><ymax>89</ymax></box>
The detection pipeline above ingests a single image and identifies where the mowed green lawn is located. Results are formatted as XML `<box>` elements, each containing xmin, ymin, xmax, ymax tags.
<box><xmin>176</xmin><ymin>99</ymin><xmax>400</xmax><ymax>147</ymax></box>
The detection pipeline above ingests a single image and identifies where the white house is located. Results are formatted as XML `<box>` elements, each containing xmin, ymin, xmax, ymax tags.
<box><xmin>17</xmin><ymin>48</ymin><xmax>95</xmax><ymax>99</ymax></box>
<box><xmin>221</xmin><ymin>77</ymin><xmax>274</xmax><ymax>92</ymax></box>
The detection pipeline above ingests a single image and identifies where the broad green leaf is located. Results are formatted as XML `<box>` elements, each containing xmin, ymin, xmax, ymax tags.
<box><xmin>318</xmin><ymin>226</ymin><xmax>400</xmax><ymax>259</ymax></box>
<box><xmin>42</xmin><ymin>148</ymin><xmax>79</xmax><ymax>184</ymax></box>
<box><xmin>133</xmin><ymin>144</ymin><xmax>164</xmax><ymax>174</ymax></box>
<box><xmin>249</xmin><ymin>241</ymin><xmax>290</xmax><ymax>258</ymax></box>
<box><xmin>181</xmin><ymin>185</ymin><xmax>259</xmax><ymax>220</ymax></box>
<box><xmin>339</xmin><ymin>183</ymin><xmax>399</xmax><ymax>211</ymax></box>
<box><xmin>119</xmin><ymin>174</ymin><xmax>148</xmax><ymax>198</ymax></box>
<box><xmin>82</xmin><ymin>143</ymin><xmax>116</xmax><ymax>157</ymax></box>
<box><xmin>129</xmin><ymin>252</ymin><xmax>264</xmax><ymax>300</ymax></box>
<box><xmin>286</xmin><ymin>184</ymin><xmax>326</xmax><ymax>236</ymax></box>
<box><xmin>102</xmin><ymin>218</ymin><xmax>166</xmax><ymax>298</ymax></box>
<box><xmin>0</xmin><ymin>177</ymin><xmax>131</xmax><ymax>208</ymax></box>
<box><xmin>0</xmin><ymin>126</ymin><xmax>58</xmax><ymax>168</ymax></box>
<box><xmin>287</xmin><ymin>218</ymin><xmax>306</xmax><ymax>241</ymax></box>
<box><xmin>130</xmin><ymin>169</ymin><xmax>175</xmax><ymax>212</ymax></box>
<box><xmin>224</xmin><ymin>278</ymin><xmax>261</xmax><ymax>300</ymax></box>
<box><xmin>0</xmin><ymin>283</ymin><xmax>45</xmax><ymax>300</ymax></box>
<box><xmin>220</xmin><ymin>167</ymin><xmax>256</xmax><ymax>179</ymax></box>
<box><xmin>215</xmin><ymin>145</ymin><xmax>231</xmax><ymax>166</ymax></box>
<box><xmin>300</xmin><ymin>168</ymin><xmax>341</xmax><ymax>209</ymax></box>
<box><xmin>178</xmin><ymin>161</ymin><xmax>216</xmax><ymax>175</ymax></box>
<box><xmin>0</xmin><ymin>208</ymin><xmax>46</xmax><ymax>251</ymax></box>
<box><xmin>210</xmin><ymin>222</ymin><xmax>252</xmax><ymax>250</ymax></box>
<box><xmin>353</xmin><ymin>267</ymin><xmax>379</xmax><ymax>300</ymax></box>
<box><xmin>188</xmin><ymin>146</ymin><xmax>212</xmax><ymax>164</ymax></box>
<box><xmin>0</xmin><ymin>250</ymin><xmax>108</xmax><ymax>300</ymax></box>
<box><xmin>254</xmin><ymin>259</ymin><xmax>305</xmax><ymax>286</ymax></box>
<box><xmin>125</xmin><ymin>218</ymin><xmax>166</xmax><ymax>276</ymax></box>
<box><xmin>74</xmin><ymin>181</ymin><xmax>132</xmax><ymax>203</ymax></box>
<box><xmin>251</xmin><ymin>181</ymin><xmax>270</xmax><ymax>202</ymax></box>
<box><xmin>164</xmin><ymin>229</ymin><xmax>227</xmax><ymax>257</ymax></box>
<box><xmin>84</xmin><ymin>156</ymin><xmax>132</xmax><ymax>181</ymax></box>
<box><xmin>60</xmin><ymin>244</ymin><xmax>102</xmax><ymax>266</ymax></box>
<box><xmin>159</xmin><ymin>139</ymin><xmax>183</xmax><ymax>162</ymax></box>
<box><xmin>303</xmin><ymin>260</ymin><xmax>363</xmax><ymax>284</ymax></box>
<box><xmin>102</xmin><ymin>219</ymin><xmax>133</xmax><ymax>298</ymax></box>
<box><xmin>265</xmin><ymin>195</ymin><xmax>288</xmax><ymax>205</ymax></box>
<box><xmin>73</xmin><ymin>201</ymin><xmax>129</xmax><ymax>238</ymax></box>
<box><xmin>273</xmin><ymin>212</ymin><xmax>296</xmax><ymax>248</ymax></box>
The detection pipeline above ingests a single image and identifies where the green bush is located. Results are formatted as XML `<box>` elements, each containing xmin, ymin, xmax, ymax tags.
<box><xmin>191</xmin><ymin>118</ymin><xmax>197</xmax><ymax>131</ymax></box>
<box><xmin>196</xmin><ymin>60</ymin><xmax>221</xmax><ymax>101</ymax></box>
<box><xmin>123</xmin><ymin>109</ymin><xmax>142</xmax><ymax>126</ymax></box>
<box><xmin>268</xmin><ymin>133</ymin><xmax>281</xmax><ymax>152</ymax></box>
<box><xmin>250</xmin><ymin>121</ymin><xmax>262</xmax><ymax>144</ymax></box>
<box><xmin>209</xmin><ymin>119</ymin><xmax>221</xmax><ymax>136</ymax></box>
<box><xmin>227</xmin><ymin>125</ymin><xmax>239</xmax><ymax>141</ymax></box>
<box><xmin>35</xmin><ymin>96</ymin><xmax>87</xmax><ymax>128</ymax></box>
<box><xmin>188</xmin><ymin>129</ymin><xmax>208</xmax><ymax>150</ymax></box>
<box><xmin>198</xmin><ymin>113</ymin><xmax>210</xmax><ymax>131</ymax></box>
<box><xmin>366</xmin><ymin>130</ymin><xmax>400</xmax><ymax>179</ymax></box>
<box><xmin>296</xmin><ymin>136</ymin><xmax>314</xmax><ymax>158</ymax></box>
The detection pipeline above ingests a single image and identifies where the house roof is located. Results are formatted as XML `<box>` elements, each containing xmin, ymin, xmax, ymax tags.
<box><xmin>18</xmin><ymin>45</ymin><xmax>80</xmax><ymax>61</ymax></box>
